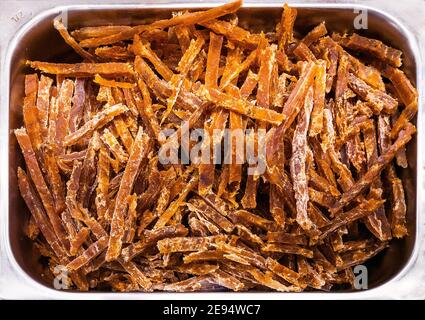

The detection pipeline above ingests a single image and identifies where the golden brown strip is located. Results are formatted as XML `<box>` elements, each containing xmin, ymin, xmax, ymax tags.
<box><xmin>94</xmin><ymin>74</ymin><xmax>136</xmax><ymax>89</ymax></box>
<box><xmin>195</xmin><ymin>86</ymin><xmax>285</xmax><ymax>125</ymax></box>
<box><xmin>17</xmin><ymin>168</ymin><xmax>68</xmax><ymax>260</ymax></box>
<box><xmin>79</xmin><ymin>0</ymin><xmax>242</xmax><ymax>48</ymax></box>
<box><xmin>54</xmin><ymin>18</ymin><xmax>96</xmax><ymax>62</ymax></box>
<box><xmin>63</xmin><ymin>103</ymin><xmax>128</xmax><ymax>146</ymax></box>
<box><xmin>309</xmin><ymin>60</ymin><xmax>326</xmax><ymax>136</ymax></box>
<box><xmin>27</xmin><ymin>61</ymin><xmax>134</xmax><ymax>77</ymax></box>
<box><xmin>106</xmin><ymin>128</ymin><xmax>150</xmax><ymax>261</ymax></box>
<box><xmin>339</xmin><ymin>33</ymin><xmax>402</xmax><ymax>67</ymax></box>
<box><xmin>330</xmin><ymin>123</ymin><xmax>416</xmax><ymax>214</ymax></box>
<box><xmin>15</xmin><ymin>128</ymin><xmax>69</xmax><ymax>251</ymax></box>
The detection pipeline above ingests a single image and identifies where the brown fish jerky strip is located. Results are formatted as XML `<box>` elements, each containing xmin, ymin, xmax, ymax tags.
<box><xmin>71</xmin><ymin>25</ymin><xmax>133</xmax><ymax>41</ymax></box>
<box><xmin>330</xmin><ymin>123</ymin><xmax>416</xmax><ymax>214</ymax></box>
<box><xmin>117</xmin><ymin>258</ymin><xmax>152</xmax><ymax>291</ymax></box>
<box><xmin>188</xmin><ymin>198</ymin><xmax>234</xmax><ymax>233</ymax></box>
<box><xmin>17</xmin><ymin>168</ymin><xmax>68</xmax><ymax>260</ymax></box>
<box><xmin>248</xmin><ymin>268</ymin><xmax>302</xmax><ymax>292</ymax></box>
<box><xmin>309</xmin><ymin>60</ymin><xmax>327</xmax><ymax>136</ymax></box>
<box><xmin>158</xmin><ymin>235</ymin><xmax>227</xmax><ymax>254</ymax></box>
<box><xmin>183</xmin><ymin>250</ymin><xmax>224</xmax><ymax>264</ymax></box>
<box><xmin>55</xmin><ymin>79</ymin><xmax>74</xmax><ymax>155</ymax></box>
<box><xmin>209</xmin><ymin>269</ymin><xmax>245</xmax><ymax>291</ymax></box>
<box><xmin>199</xmin><ymin>19</ymin><xmax>261</xmax><ymax>49</ymax></box>
<box><xmin>27</xmin><ymin>61</ymin><xmax>134</xmax><ymax>77</ymax></box>
<box><xmin>79</xmin><ymin>0</ymin><xmax>242</xmax><ymax>48</ymax></box>
<box><xmin>339</xmin><ymin>33</ymin><xmax>402</xmax><ymax>67</ymax></box>
<box><xmin>36</xmin><ymin>75</ymin><xmax>53</xmax><ymax>138</ymax></box>
<box><xmin>377</xmin><ymin>115</ymin><xmax>408</xmax><ymax>238</ymax></box>
<box><xmin>220</xmin><ymin>48</ymin><xmax>258</xmax><ymax>89</ymax></box>
<box><xmin>23</xmin><ymin>75</ymin><xmax>42</xmax><ymax>152</ymax></box>
<box><xmin>262</xmin><ymin>243</ymin><xmax>314</xmax><ymax>258</ymax></box>
<box><xmin>134</xmin><ymin>56</ymin><xmax>199</xmax><ymax>112</ymax></box>
<box><xmin>338</xmin><ymin>242</ymin><xmax>388</xmax><ymax>270</ymax></box>
<box><xmin>67</xmin><ymin>236</ymin><xmax>109</xmax><ymax>271</ymax></box>
<box><xmin>347</xmin><ymin>73</ymin><xmax>397</xmax><ymax>114</ymax></box>
<box><xmin>106</xmin><ymin>128</ymin><xmax>150</xmax><ymax>261</ymax></box>
<box><xmin>63</xmin><ymin>103</ymin><xmax>128</xmax><ymax>146</ymax></box>
<box><xmin>54</xmin><ymin>18</ymin><xmax>96</xmax><ymax>62</ymax></box>
<box><xmin>229</xmin><ymin>210</ymin><xmax>274</xmax><ymax>231</ymax></box>
<box><xmin>94</xmin><ymin>74</ymin><xmax>136</xmax><ymax>89</ymax></box>
<box><xmin>280</xmin><ymin>61</ymin><xmax>316</xmax><ymax>132</ymax></box>
<box><xmin>293</xmin><ymin>43</ymin><xmax>317</xmax><ymax>62</ymax></box>
<box><xmin>15</xmin><ymin>128</ymin><xmax>69</xmax><ymax>251</ymax></box>
<box><xmin>266</xmin><ymin>231</ymin><xmax>308</xmax><ymax>245</ymax></box>
<box><xmin>122</xmin><ymin>224</ymin><xmax>188</xmax><ymax>262</ymax></box>
<box><xmin>195</xmin><ymin>86</ymin><xmax>285</xmax><ymax>125</ymax></box>
<box><xmin>291</xmin><ymin>87</ymin><xmax>316</xmax><ymax>232</ymax></box>
<box><xmin>279</xmin><ymin>3</ymin><xmax>297</xmax><ymax>49</ymax></box>
<box><xmin>320</xmin><ymin>198</ymin><xmax>384</xmax><ymax>241</ymax></box>
<box><xmin>362</xmin><ymin>121</ymin><xmax>392</xmax><ymax>241</ymax></box>
<box><xmin>154</xmin><ymin>174</ymin><xmax>198</xmax><ymax>229</ymax></box>
<box><xmin>266</xmin><ymin>257</ymin><xmax>306</xmax><ymax>288</ymax></box>
<box><xmin>301</xmin><ymin>22</ymin><xmax>327</xmax><ymax>47</ymax></box>
<box><xmin>95</xmin><ymin>45</ymin><xmax>133</xmax><ymax>61</ymax></box>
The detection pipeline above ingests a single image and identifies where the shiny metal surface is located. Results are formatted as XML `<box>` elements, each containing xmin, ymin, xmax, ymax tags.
<box><xmin>1</xmin><ymin>1</ymin><xmax>423</xmax><ymax>299</ymax></box>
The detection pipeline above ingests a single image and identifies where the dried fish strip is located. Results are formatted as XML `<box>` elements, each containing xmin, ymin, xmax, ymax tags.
<box><xmin>195</xmin><ymin>86</ymin><xmax>285</xmax><ymax>125</ymax></box>
<box><xmin>54</xmin><ymin>18</ymin><xmax>96</xmax><ymax>62</ymax></box>
<box><xmin>330</xmin><ymin>123</ymin><xmax>416</xmax><ymax>214</ymax></box>
<box><xmin>338</xmin><ymin>242</ymin><xmax>388</xmax><ymax>270</ymax></box>
<box><xmin>27</xmin><ymin>61</ymin><xmax>134</xmax><ymax>77</ymax></box>
<box><xmin>262</xmin><ymin>243</ymin><xmax>314</xmax><ymax>258</ymax></box>
<box><xmin>339</xmin><ymin>33</ymin><xmax>402</xmax><ymax>67</ymax></box>
<box><xmin>301</xmin><ymin>22</ymin><xmax>327</xmax><ymax>47</ymax></box>
<box><xmin>55</xmin><ymin>79</ymin><xmax>74</xmax><ymax>155</ymax></box>
<box><xmin>229</xmin><ymin>210</ymin><xmax>274</xmax><ymax>231</ymax></box>
<box><xmin>280</xmin><ymin>61</ymin><xmax>316</xmax><ymax>132</ymax></box>
<box><xmin>309</xmin><ymin>60</ymin><xmax>326</xmax><ymax>136</ymax></box>
<box><xmin>106</xmin><ymin>128</ymin><xmax>150</xmax><ymax>261</ymax></box>
<box><xmin>291</xmin><ymin>87</ymin><xmax>316</xmax><ymax>232</ymax></box>
<box><xmin>67</xmin><ymin>236</ymin><xmax>109</xmax><ymax>271</ymax></box>
<box><xmin>266</xmin><ymin>258</ymin><xmax>306</xmax><ymax>288</ymax></box>
<box><xmin>94</xmin><ymin>74</ymin><xmax>136</xmax><ymax>89</ymax></box>
<box><xmin>17</xmin><ymin>168</ymin><xmax>68</xmax><ymax>260</ymax></box>
<box><xmin>320</xmin><ymin>198</ymin><xmax>385</xmax><ymax>241</ymax></box>
<box><xmin>266</xmin><ymin>232</ymin><xmax>308</xmax><ymax>245</ymax></box>
<box><xmin>15</xmin><ymin>128</ymin><xmax>69</xmax><ymax>250</ymax></box>
<box><xmin>347</xmin><ymin>73</ymin><xmax>397</xmax><ymax>114</ymax></box>
<box><xmin>101</xmin><ymin>128</ymin><xmax>128</xmax><ymax>164</ymax></box>
<box><xmin>122</xmin><ymin>224</ymin><xmax>188</xmax><ymax>262</ymax></box>
<box><xmin>157</xmin><ymin>235</ymin><xmax>227</xmax><ymax>254</ymax></box>
<box><xmin>279</xmin><ymin>4</ymin><xmax>297</xmax><ymax>48</ymax></box>
<box><xmin>209</xmin><ymin>269</ymin><xmax>245</xmax><ymax>291</ymax></box>
<box><xmin>36</xmin><ymin>75</ymin><xmax>53</xmax><ymax>138</ymax></box>
<box><xmin>199</xmin><ymin>19</ymin><xmax>261</xmax><ymax>49</ymax></box>
<box><xmin>79</xmin><ymin>0</ymin><xmax>242</xmax><ymax>48</ymax></box>
<box><xmin>377</xmin><ymin>115</ymin><xmax>408</xmax><ymax>238</ymax></box>
<box><xmin>63</xmin><ymin>103</ymin><xmax>128</xmax><ymax>146</ymax></box>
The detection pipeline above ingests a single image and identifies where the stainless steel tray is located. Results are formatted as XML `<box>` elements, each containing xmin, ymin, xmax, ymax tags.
<box><xmin>1</xmin><ymin>1</ymin><xmax>424</xmax><ymax>299</ymax></box>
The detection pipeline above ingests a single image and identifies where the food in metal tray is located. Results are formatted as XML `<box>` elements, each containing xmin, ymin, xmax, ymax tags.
<box><xmin>16</xmin><ymin>0</ymin><xmax>417</xmax><ymax>291</ymax></box>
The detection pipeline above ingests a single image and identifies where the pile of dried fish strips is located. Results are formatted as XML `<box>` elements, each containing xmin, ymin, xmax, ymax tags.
<box><xmin>17</xmin><ymin>0</ymin><xmax>417</xmax><ymax>292</ymax></box>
